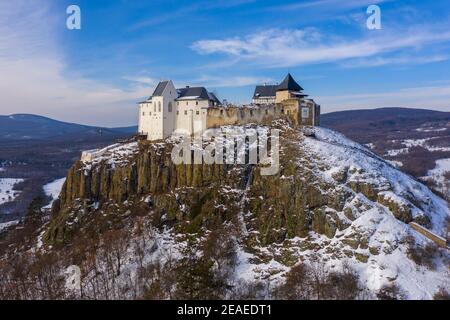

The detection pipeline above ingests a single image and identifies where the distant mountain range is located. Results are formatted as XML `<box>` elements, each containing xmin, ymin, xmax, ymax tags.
<box><xmin>0</xmin><ymin>114</ymin><xmax>137</xmax><ymax>141</ymax></box>
<box><xmin>321</xmin><ymin>107</ymin><xmax>450</xmax><ymax>137</ymax></box>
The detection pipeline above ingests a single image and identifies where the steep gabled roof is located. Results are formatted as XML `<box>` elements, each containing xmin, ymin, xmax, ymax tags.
<box><xmin>253</xmin><ymin>85</ymin><xmax>277</xmax><ymax>99</ymax></box>
<box><xmin>208</xmin><ymin>91</ymin><xmax>221</xmax><ymax>105</ymax></box>
<box><xmin>176</xmin><ymin>87</ymin><xmax>210</xmax><ymax>100</ymax></box>
<box><xmin>151</xmin><ymin>80</ymin><xmax>169</xmax><ymax>97</ymax></box>
<box><xmin>276</xmin><ymin>73</ymin><xmax>303</xmax><ymax>92</ymax></box>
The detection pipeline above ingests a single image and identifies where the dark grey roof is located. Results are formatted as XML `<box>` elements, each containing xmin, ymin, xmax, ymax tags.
<box><xmin>253</xmin><ymin>74</ymin><xmax>304</xmax><ymax>99</ymax></box>
<box><xmin>176</xmin><ymin>87</ymin><xmax>210</xmax><ymax>100</ymax></box>
<box><xmin>151</xmin><ymin>81</ymin><xmax>169</xmax><ymax>97</ymax></box>
<box><xmin>277</xmin><ymin>73</ymin><xmax>303</xmax><ymax>91</ymax></box>
<box><xmin>208</xmin><ymin>92</ymin><xmax>221</xmax><ymax>105</ymax></box>
<box><xmin>253</xmin><ymin>85</ymin><xmax>277</xmax><ymax>99</ymax></box>
<box><xmin>176</xmin><ymin>86</ymin><xmax>221</xmax><ymax>105</ymax></box>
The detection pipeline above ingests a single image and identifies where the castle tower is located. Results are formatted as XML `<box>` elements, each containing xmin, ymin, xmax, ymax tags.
<box><xmin>138</xmin><ymin>80</ymin><xmax>178</xmax><ymax>140</ymax></box>
<box><xmin>275</xmin><ymin>73</ymin><xmax>306</xmax><ymax>103</ymax></box>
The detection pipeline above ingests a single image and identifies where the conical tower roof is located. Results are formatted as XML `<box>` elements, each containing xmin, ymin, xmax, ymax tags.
<box><xmin>276</xmin><ymin>73</ymin><xmax>303</xmax><ymax>91</ymax></box>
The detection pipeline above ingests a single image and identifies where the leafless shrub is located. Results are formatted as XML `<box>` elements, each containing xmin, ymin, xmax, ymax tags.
<box><xmin>406</xmin><ymin>237</ymin><xmax>438</xmax><ymax>270</ymax></box>
<box><xmin>230</xmin><ymin>280</ymin><xmax>268</xmax><ymax>300</ymax></box>
<box><xmin>376</xmin><ymin>283</ymin><xmax>405</xmax><ymax>300</ymax></box>
<box><xmin>433</xmin><ymin>287</ymin><xmax>450</xmax><ymax>300</ymax></box>
<box><xmin>273</xmin><ymin>263</ymin><xmax>313</xmax><ymax>300</ymax></box>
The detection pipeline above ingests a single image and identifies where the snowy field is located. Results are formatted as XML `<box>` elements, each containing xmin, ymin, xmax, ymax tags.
<box><xmin>43</xmin><ymin>178</ymin><xmax>66</xmax><ymax>209</ymax></box>
<box><xmin>0</xmin><ymin>178</ymin><xmax>23</xmax><ymax>205</ymax></box>
<box><xmin>422</xmin><ymin>159</ymin><xmax>450</xmax><ymax>198</ymax></box>
<box><xmin>0</xmin><ymin>220</ymin><xmax>19</xmax><ymax>233</ymax></box>
<box><xmin>385</xmin><ymin>136</ymin><xmax>450</xmax><ymax>156</ymax></box>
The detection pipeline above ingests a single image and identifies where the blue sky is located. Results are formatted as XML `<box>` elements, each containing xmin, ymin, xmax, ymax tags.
<box><xmin>0</xmin><ymin>0</ymin><xmax>449</xmax><ymax>126</ymax></box>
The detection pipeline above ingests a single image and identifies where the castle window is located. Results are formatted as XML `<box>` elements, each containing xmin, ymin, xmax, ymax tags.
<box><xmin>177</xmin><ymin>111</ymin><xmax>179</xmax><ymax>115</ymax></box>
<box><xmin>301</xmin><ymin>107</ymin><xmax>309</xmax><ymax>119</ymax></box>
<box><xmin>196</xmin><ymin>101</ymin><xmax>199</xmax><ymax>106</ymax></box>
<box><xmin>158</xmin><ymin>102</ymin><xmax>161</xmax><ymax>112</ymax></box>
<box><xmin>154</xmin><ymin>104</ymin><xmax>156</xmax><ymax>112</ymax></box>
<box><xmin>186</xmin><ymin>102</ymin><xmax>188</xmax><ymax>106</ymax></box>
<box><xmin>265</xmin><ymin>109</ymin><xmax>268</xmax><ymax>115</ymax></box>
<box><xmin>184</xmin><ymin>110</ymin><xmax>188</xmax><ymax>115</ymax></box>
<box><xmin>168</xmin><ymin>102</ymin><xmax>173</xmax><ymax>112</ymax></box>
<box><xmin>250</xmin><ymin>110</ymin><xmax>253</xmax><ymax>117</ymax></box>
<box><xmin>177</xmin><ymin>101</ymin><xmax>179</xmax><ymax>106</ymax></box>
<box><xmin>220</xmin><ymin>110</ymin><xmax>224</xmax><ymax>116</ymax></box>
<box><xmin>287</xmin><ymin>110</ymin><xmax>290</xmax><ymax>115</ymax></box>
<box><xmin>142</xmin><ymin>112</ymin><xmax>145</xmax><ymax>116</ymax></box>
<box><xmin>196</xmin><ymin>111</ymin><xmax>200</xmax><ymax>115</ymax></box>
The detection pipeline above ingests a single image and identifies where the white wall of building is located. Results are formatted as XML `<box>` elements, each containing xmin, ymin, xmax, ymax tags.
<box><xmin>174</xmin><ymin>99</ymin><xmax>209</xmax><ymax>136</ymax></box>
<box><xmin>138</xmin><ymin>81</ymin><xmax>178</xmax><ymax>140</ymax></box>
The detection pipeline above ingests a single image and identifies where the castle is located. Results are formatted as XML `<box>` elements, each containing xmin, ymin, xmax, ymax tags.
<box><xmin>138</xmin><ymin>74</ymin><xmax>320</xmax><ymax>141</ymax></box>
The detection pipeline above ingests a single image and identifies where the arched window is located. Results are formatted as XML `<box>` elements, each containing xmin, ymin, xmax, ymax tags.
<box><xmin>168</xmin><ymin>102</ymin><xmax>173</xmax><ymax>112</ymax></box>
<box><xmin>158</xmin><ymin>101</ymin><xmax>161</xmax><ymax>112</ymax></box>
<box><xmin>153</xmin><ymin>102</ymin><xmax>156</xmax><ymax>113</ymax></box>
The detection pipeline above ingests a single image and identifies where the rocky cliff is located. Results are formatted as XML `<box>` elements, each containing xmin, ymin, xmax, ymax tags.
<box><xmin>43</xmin><ymin>121</ymin><xmax>450</xmax><ymax>299</ymax></box>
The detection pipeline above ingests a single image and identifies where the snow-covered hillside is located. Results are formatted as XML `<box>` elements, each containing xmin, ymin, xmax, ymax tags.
<box><xmin>0</xmin><ymin>178</ymin><xmax>23</xmax><ymax>205</ymax></box>
<box><xmin>3</xmin><ymin>122</ymin><xmax>448</xmax><ymax>300</ymax></box>
<box><xmin>42</xmin><ymin>178</ymin><xmax>66</xmax><ymax>209</ymax></box>
<box><xmin>297</xmin><ymin>127</ymin><xmax>449</xmax><ymax>299</ymax></box>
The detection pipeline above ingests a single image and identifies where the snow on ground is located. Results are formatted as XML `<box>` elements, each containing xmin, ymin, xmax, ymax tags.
<box><xmin>386</xmin><ymin>160</ymin><xmax>403</xmax><ymax>168</ymax></box>
<box><xmin>297</xmin><ymin>127</ymin><xmax>450</xmax><ymax>298</ymax></box>
<box><xmin>364</xmin><ymin>143</ymin><xmax>375</xmax><ymax>150</ymax></box>
<box><xmin>82</xmin><ymin>142</ymin><xmax>139</xmax><ymax>171</ymax></box>
<box><xmin>422</xmin><ymin>159</ymin><xmax>450</xmax><ymax>198</ymax></box>
<box><xmin>0</xmin><ymin>178</ymin><xmax>23</xmax><ymax>205</ymax></box>
<box><xmin>43</xmin><ymin>178</ymin><xmax>66</xmax><ymax>209</ymax></box>
<box><xmin>307</xmin><ymin>127</ymin><xmax>449</xmax><ymax>235</ymax></box>
<box><xmin>402</xmin><ymin>138</ymin><xmax>434</xmax><ymax>148</ymax></box>
<box><xmin>385</xmin><ymin>148</ymin><xmax>409</xmax><ymax>157</ymax></box>
<box><xmin>385</xmin><ymin>137</ymin><xmax>450</xmax><ymax>156</ymax></box>
<box><xmin>0</xmin><ymin>220</ymin><xmax>19</xmax><ymax>233</ymax></box>
<box><xmin>416</xmin><ymin>127</ymin><xmax>447</xmax><ymax>132</ymax></box>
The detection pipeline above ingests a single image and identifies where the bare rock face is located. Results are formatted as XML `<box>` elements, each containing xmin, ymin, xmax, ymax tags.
<box><xmin>377</xmin><ymin>192</ymin><xmax>413</xmax><ymax>223</ymax></box>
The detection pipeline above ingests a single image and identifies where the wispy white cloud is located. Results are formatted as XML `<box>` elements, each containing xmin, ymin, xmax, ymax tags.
<box><xmin>0</xmin><ymin>1</ymin><xmax>149</xmax><ymax>126</ymax></box>
<box><xmin>123</xmin><ymin>76</ymin><xmax>159</xmax><ymax>86</ymax></box>
<box><xmin>128</xmin><ymin>0</ymin><xmax>256</xmax><ymax>30</ymax></box>
<box><xmin>271</xmin><ymin>0</ymin><xmax>392</xmax><ymax>11</ymax></box>
<box><xmin>340</xmin><ymin>55</ymin><xmax>449</xmax><ymax>68</ymax></box>
<box><xmin>192</xmin><ymin>27</ymin><xmax>450</xmax><ymax>68</ymax></box>
<box><xmin>318</xmin><ymin>84</ymin><xmax>450</xmax><ymax>113</ymax></box>
<box><xmin>192</xmin><ymin>75</ymin><xmax>275</xmax><ymax>88</ymax></box>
